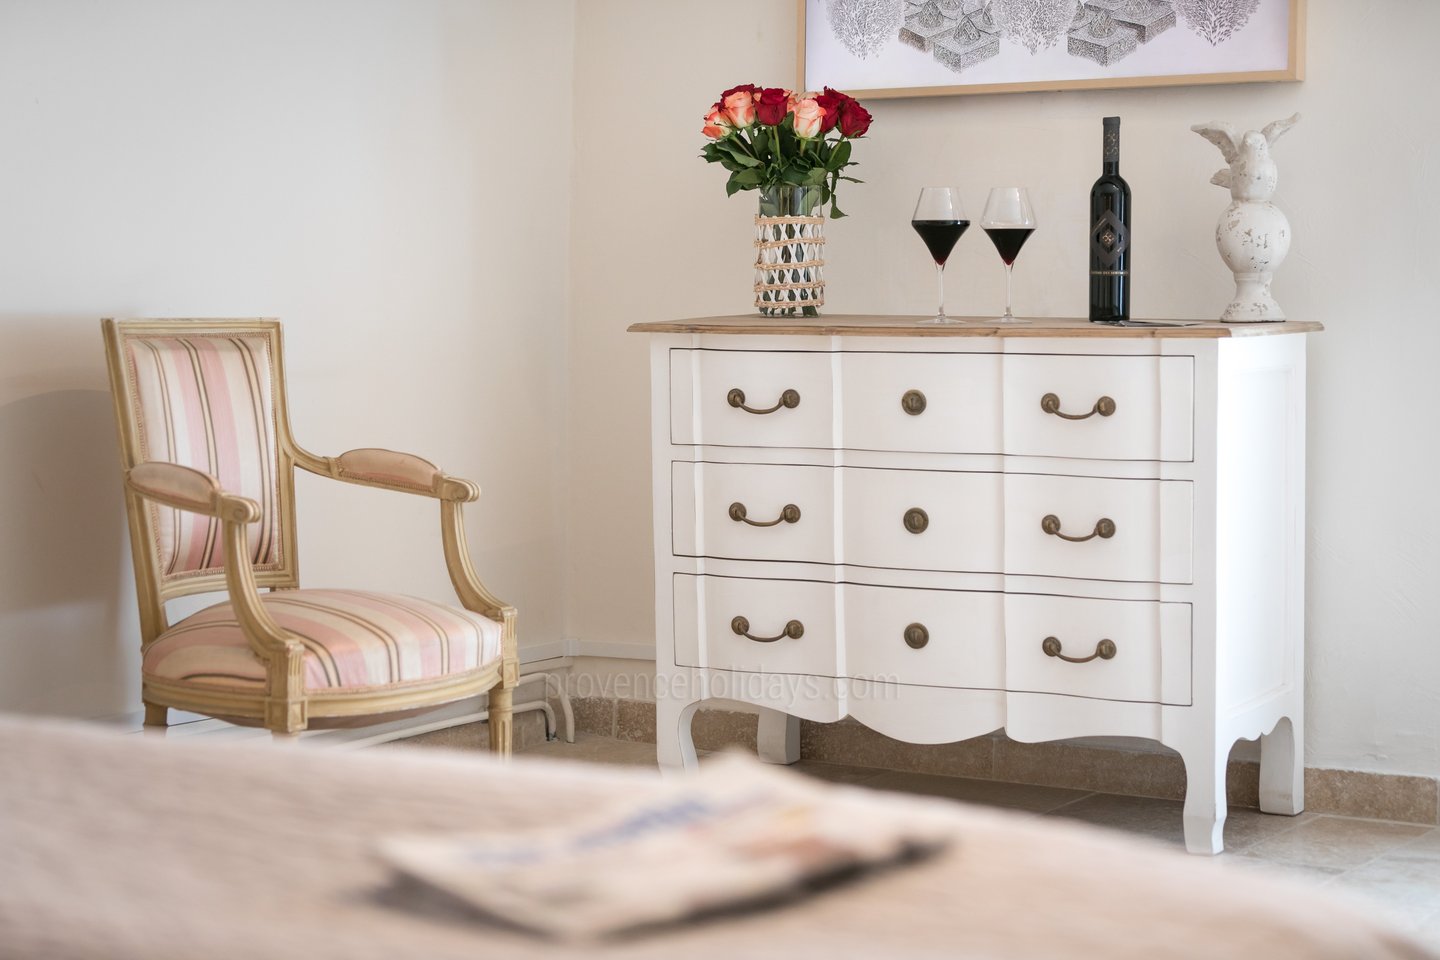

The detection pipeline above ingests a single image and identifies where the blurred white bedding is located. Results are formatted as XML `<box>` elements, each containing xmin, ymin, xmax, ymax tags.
<box><xmin>0</xmin><ymin>716</ymin><xmax>1431</xmax><ymax>960</ymax></box>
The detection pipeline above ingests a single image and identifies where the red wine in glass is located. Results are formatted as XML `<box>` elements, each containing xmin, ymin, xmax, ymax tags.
<box><xmin>983</xmin><ymin>226</ymin><xmax>1033</xmax><ymax>265</ymax></box>
<box><xmin>913</xmin><ymin>219</ymin><xmax>970</xmax><ymax>265</ymax></box>
<box><xmin>980</xmin><ymin>187</ymin><xmax>1037</xmax><ymax>323</ymax></box>
<box><xmin>912</xmin><ymin>187</ymin><xmax>968</xmax><ymax>324</ymax></box>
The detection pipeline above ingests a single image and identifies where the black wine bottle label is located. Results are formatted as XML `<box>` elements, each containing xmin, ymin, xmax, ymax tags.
<box><xmin>1090</xmin><ymin>209</ymin><xmax>1128</xmax><ymax>275</ymax></box>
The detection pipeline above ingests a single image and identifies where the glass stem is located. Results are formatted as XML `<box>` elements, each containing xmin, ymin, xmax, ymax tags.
<box><xmin>936</xmin><ymin>263</ymin><xmax>946</xmax><ymax>319</ymax></box>
<box><xmin>1003</xmin><ymin>262</ymin><xmax>1014</xmax><ymax>319</ymax></box>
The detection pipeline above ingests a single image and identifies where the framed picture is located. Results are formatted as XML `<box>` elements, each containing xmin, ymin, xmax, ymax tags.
<box><xmin>797</xmin><ymin>0</ymin><xmax>1305</xmax><ymax>99</ymax></box>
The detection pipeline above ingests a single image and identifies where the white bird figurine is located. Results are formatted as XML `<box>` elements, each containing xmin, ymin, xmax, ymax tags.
<box><xmin>1191</xmin><ymin>113</ymin><xmax>1299</xmax><ymax>321</ymax></box>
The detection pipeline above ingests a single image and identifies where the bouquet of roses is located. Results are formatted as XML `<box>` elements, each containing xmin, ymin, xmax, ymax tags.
<box><xmin>700</xmin><ymin>85</ymin><xmax>872</xmax><ymax>218</ymax></box>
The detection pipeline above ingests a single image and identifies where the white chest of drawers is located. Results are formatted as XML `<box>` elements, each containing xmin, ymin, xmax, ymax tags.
<box><xmin>632</xmin><ymin>315</ymin><xmax>1320</xmax><ymax>854</ymax></box>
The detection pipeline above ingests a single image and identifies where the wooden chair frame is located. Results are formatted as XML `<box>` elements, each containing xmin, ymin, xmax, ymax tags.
<box><xmin>101</xmin><ymin>318</ymin><xmax>516</xmax><ymax>751</ymax></box>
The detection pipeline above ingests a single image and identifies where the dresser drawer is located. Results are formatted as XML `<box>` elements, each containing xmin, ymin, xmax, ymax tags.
<box><xmin>673</xmin><ymin>574</ymin><xmax>836</xmax><ymax>676</ymax></box>
<box><xmin>845</xmin><ymin>584</ymin><xmax>1003</xmax><ymax>689</ymax></box>
<box><xmin>843</xmin><ymin>467</ymin><xmax>1004</xmax><ymax>572</ymax></box>
<box><xmin>672</xmin><ymin>462</ymin><xmax>834</xmax><ymax>563</ymax></box>
<box><xmin>839</xmin><ymin>352</ymin><xmax>1002</xmax><ymax>454</ymax></box>
<box><xmin>1003</xmin><ymin>354</ymin><xmax>1193</xmax><ymax>461</ymax></box>
<box><xmin>1005</xmin><ymin>474</ymin><xmax>1193</xmax><ymax>583</ymax></box>
<box><xmin>1005</xmin><ymin>594</ymin><xmax>1192</xmax><ymax>705</ymax></box>
<box><xmin>670</xmin><ymin>349</ymin><xmax>833</xmax><ymax>448</ymax></box>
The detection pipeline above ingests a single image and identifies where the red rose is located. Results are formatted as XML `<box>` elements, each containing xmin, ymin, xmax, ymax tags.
<box><xmin>837</xmin><ymin>97</ymin><xmax>872</xmax><ymax>137</ymax></box>
<box><xmin>754</xmin><ymin>87</ymin><xmax>792</xmax><ymax>126</ymax></box>
<box><xmin>815</xmin><ymin>87</ymin><xmax>846</xmax><ymax>133</ymax></box>
<box><xmin>719</xmin><ymin>83</ymin><xmax>760</xmax><ymax>103</ymax></box>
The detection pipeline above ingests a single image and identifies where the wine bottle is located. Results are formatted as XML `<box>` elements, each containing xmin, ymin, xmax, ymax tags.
<box><xmin>1089</xmin><ymin>116</ymin><xmax>1131</xmax><ymax>322</ymax></box>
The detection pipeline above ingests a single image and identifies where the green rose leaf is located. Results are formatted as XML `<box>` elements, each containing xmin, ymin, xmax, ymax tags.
<box><xmin>725</xmin><ymin>148</ymin><xmax>761</xmax><ymax>168</ymax></box>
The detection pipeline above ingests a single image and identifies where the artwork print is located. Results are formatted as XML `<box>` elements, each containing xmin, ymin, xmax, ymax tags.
<box><xmin>802</xmin><ymin>0</ymin><xmax>1303</xmax><ymax>98</ymax></box>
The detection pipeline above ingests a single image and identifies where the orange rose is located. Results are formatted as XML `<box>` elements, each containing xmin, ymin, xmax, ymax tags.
<box><xmin>702</xmin><ymin>104</ymin><xmax>731</xmax><ymax>139</ymax></box>
<box><xmin>721</xmin><ymin>88</ymin><xmax>757</xmax><ymax>129</ymax></box>
<box><xmin>792</xmin><ymin>97</ymin><xmax>826</xmax><ymax>139</ymax></box>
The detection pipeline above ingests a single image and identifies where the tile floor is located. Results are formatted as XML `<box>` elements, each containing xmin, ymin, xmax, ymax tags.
<box><xmin>501</xmin><ymin>732</ymin><xmax>1440</xmax><ymax>949</ymax></box>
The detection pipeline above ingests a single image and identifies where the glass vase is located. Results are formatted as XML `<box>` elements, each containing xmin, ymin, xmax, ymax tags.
<box><xmin>754</xmin><ymin>184</ymin><xmax>825</xmax><ymax>317</ymax></box>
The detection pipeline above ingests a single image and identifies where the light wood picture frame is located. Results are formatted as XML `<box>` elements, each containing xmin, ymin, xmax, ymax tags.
<box><xmin>798</xmin><ymin>0</ymin><xmax>1305</xmax><ymax>100</ymax></box>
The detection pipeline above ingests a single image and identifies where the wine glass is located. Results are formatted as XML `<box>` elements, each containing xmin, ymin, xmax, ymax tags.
<box><xmin>911</xmin><ymin>187</ymin><xmax>970</xmax><ymax>324</ymax></box>
<box><xmin>980</xmin><ymin>187</ymin><xmax>1037</xmax><ymax>324</ymax></box>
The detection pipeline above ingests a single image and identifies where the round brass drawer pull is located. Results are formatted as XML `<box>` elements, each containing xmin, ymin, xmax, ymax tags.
<box><xmin>1041</xmin><ymin>514</ymin><xmax>1116</xmax><ymax>542</ymax></box>
<box><xmin>904</xmin><ymin>622</ymin><xmax>929</xmax><ymax>649</ymax></box>
<box><xmin>1042</xmin><ymin>636</ymin><xmax>1117</xmax><ymax>663</ymax></box>
<box><xmin>731</xmin><ymin>616</ymin><xmax>804</xmax><ymax>643</ymax></box>
<box><xmin>901</xmin><ymin>389</ymin><xmax>927</xmax><ymax>416</ymax></box>
<box><xmin>728</xmin><ymin>387</ymin><xmax>800</xmax><ymax>415</ymax></box>
<box><xmin>1041</xmin><ymin>392</ymin><xmax>1116</xmax><ymax>420</ymax></box>
<box><xmin>903</xmin><ymin>507</ymin><xmax>929</xmax><ymax>534</ymax></box>
<box><xmin>729</xmin><ymin>502</ymin><xmax>801</xmax><ymax>527</ymax></box>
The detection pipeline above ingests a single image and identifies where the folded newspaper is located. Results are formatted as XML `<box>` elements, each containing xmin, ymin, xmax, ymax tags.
<box><xmin>377</xmin><ymin>754</ymin><xmax>954</xmax><ymax>939</ymax></box>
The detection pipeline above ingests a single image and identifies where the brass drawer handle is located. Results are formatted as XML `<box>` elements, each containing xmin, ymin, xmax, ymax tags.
<box><xmin>1042</xmin><ymin>636</ymin><xmax>1117</xmax><ymax>663</ymax></box>
<box><xmin>729</xmin><ymin>502</ymin><xmax>801</xmax><ymax>526</ymax></box>
<box><xmin>1041</xmin><ymin>392</ymin><xmax>1116</xmax><ymax>420</ymax></box>
<box><xmin>728</xmin><ymin>387</ymin><xmax>800</xmax><ymax>415</ymax></box>
<box><xmin>901</xmin><ymin>389</ymin><xmax>927</xmax><ymax>416</ymax></box>
<box><xmin>904</xmin><ymin>622</ymin><xmax>929</xmax><ymax>649</ymax></box>
<box><xmin>903</xmin><ymin>507</ymin><xmax>929</xmax><ymax>534</ymax></box>
<box><xmin>731</xmin><ymin>616</ymin><xmax>804</xmax><ymax>643</ymax></box>
<box><xmin>1042</xmin><ymin>514</ymin><xmax>1116</xmax><ymax>542</ymax></box>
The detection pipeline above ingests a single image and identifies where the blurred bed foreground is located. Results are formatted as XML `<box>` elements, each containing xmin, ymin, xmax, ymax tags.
<box><xmin>0</xmin><ymin>714</ymin><xmax>1432</xmax><ymax>959</ymax></box>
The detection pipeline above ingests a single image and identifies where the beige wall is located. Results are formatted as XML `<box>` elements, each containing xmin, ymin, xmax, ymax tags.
<box><xmin>0</xmin><ymin>0</ymin><xmax>575</xmax><ymax>716</ymax></box>
<box><xmin>565</xmin><ymin>0</ymin><xmax>1440</xmax><ymax>778</ymax></box>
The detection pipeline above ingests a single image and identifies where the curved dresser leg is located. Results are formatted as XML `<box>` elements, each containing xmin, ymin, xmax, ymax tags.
<box><xmin>656</xmin><ymin>698</ymin><xmax>701</xmax><ymax>774</ymax></box>
<box><xmin>1182</xmin><ymin>747</ymin><xmax>1228</xmax><ymax>855</ymax></box>
<box><xmin>1259</xmin><ymin>715</ymin><xmax>1305</xmax><ymax>815</ymax></box>
<box><xmin>756</xmin><ymin>708</ymin><xmax>800</xmax><ymax>765</ymax></box>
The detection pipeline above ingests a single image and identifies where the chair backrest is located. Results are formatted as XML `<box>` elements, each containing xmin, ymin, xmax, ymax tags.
<box><xmin>103</xmin><ymin>319</ymin><xmax>301</xmax><ymax>635</ymax></box>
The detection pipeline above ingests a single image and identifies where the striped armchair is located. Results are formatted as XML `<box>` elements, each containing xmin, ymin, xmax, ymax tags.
<box><xmin>101</xmin><ymin>319</ymin><xmax>517</xmax><ymax>749</ymax></box>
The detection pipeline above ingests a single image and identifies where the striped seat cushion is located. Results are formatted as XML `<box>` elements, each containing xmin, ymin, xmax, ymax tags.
<box><xmin>143</xmin><ymin>589</ymin><xmax>503</xmax><ymax>692</ymax></box>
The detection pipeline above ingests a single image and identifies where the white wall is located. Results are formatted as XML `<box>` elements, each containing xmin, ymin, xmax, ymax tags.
<box><xmin>3</xmin><ymin>0</ymin><xmax>1435</xmax><ymax>779</ymax></box>
<box><xmin>0</xmin><ymin>0</ymin><xmax>575</xmax><ymax>716</ymax></box>
<box><xmin>565</xmin><ymin>0</ymin><xmax>1440</xmax><ymax>778</ymax></box>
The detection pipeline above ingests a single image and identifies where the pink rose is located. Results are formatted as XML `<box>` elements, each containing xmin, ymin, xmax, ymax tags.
<box><xmin>792</xmin><ymin>97</ymin><xmax>825</xmax><ymax>139</ymax></box>
<box><xmin>702</xmin><ymin>104</ymin><xmax>731</xmax><ymax>139</ymax></box>
<box><xmin>754</xmin><ymin>87</ymin><xmax>791</xmax><ymax>126</ymax></box>
<box><xmin>721</xmin><ymin>88</ymin><xmax>757</xmax><ymax>129</ymax></box>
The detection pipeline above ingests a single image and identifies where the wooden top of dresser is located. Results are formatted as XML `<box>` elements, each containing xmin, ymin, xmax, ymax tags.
<box><xmin>628</xmin><ymin>315</ymin><xmax>1324</xmax><ymax>338</ymax></box>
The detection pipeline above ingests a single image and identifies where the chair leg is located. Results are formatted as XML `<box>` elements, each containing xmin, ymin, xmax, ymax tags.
<box><xmin>488</xmin><ymin>685</ymin><xmax>513</xmax><ymax>758</ymax></box>
<box><xmin>143</xmin><ymin>702</ymin><xmax>168</xmax><ymax>728</ymax></box>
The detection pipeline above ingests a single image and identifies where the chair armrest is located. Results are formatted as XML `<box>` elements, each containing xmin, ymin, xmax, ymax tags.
<box><xmin>126</xmin><ymin>461</ymin><xmax>261</xmax><ymax>523</ymax></box>
<box><xmin>316</xmin><ymin>447</ymin><xmax>480</xmax><ymax>503</ymax></box>
<box><xmin>127</xmin><ymin>462</ymin><xmax>302</xmax><ymax>695</ymax></box>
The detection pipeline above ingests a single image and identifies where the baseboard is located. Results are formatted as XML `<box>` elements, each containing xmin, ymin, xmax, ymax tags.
<box><xmin>563</xmin><ymin>638</ymin><xmax>654</xmax><ymax>660</ymax></box>
<box><xmin>564</xmin><ymin>695</ymin><xmax>1440</xmax><ymax>826</ymax></box>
